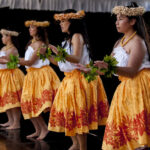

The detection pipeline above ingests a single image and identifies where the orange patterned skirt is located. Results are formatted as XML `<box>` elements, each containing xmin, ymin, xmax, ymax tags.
<box><xmin>0</xmin><ymin>68</ymin><xmax>24</xmax><ymax>113</ymax></box>
<box><xmin>48</xmin><ymin>69</ymin><xmax>109</xmax><ymax>136</ymax></box>
<box><xmin>21</xmin><ymin>65</ymin><xmax>60</xmax><ymax>119</ymax></box>
<box><xmin>102</xmin><ymin>69</ymin><xmax>150</xmax><ymax>150</ymax></box>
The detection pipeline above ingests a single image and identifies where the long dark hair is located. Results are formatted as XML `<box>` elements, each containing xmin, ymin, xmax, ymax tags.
<box><xmin>61</xmin><ymin>9</ymin><xmax>93</xmax><ymax>59</ymax></box>
<box><xmin>36</xmin><ymin>27</ymin><xmax>49</xmax><ymax>44</ymax></box>
<box><xmin>26</xmin><ymin>26</ymin><xmax>49</xmax><ymax>48</ymax></box>
<box><xmin>11</xmin><ymin>36</ymin><xmax>20</xmax><ymax>51</ymax></box>
<box><xmin>127</xmin><ymin>2</ymin><xmax>150</xmax><ymax>59</ymax></box>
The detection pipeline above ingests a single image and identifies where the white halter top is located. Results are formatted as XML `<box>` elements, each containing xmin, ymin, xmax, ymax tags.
<box><xmin>0</xmin><ymin>51</ymin><xmax>7</xmax><ymax>69</ymax></box>
<box><xmin>25</xmin><ymin>46</ymin><xmax>50</xmax><ymax>68</ymax></box>
<box><xmin>58</xmin><ymin>41</ymin><xmax>90</xmax><ymax>72</ymax></box>
<box><xmin>113</xmin><ymin>46</ymin><xmax>150</xmax><ymax>70</ymax></box>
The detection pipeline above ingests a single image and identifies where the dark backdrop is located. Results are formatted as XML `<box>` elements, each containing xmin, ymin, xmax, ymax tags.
<box><xmin>0</xmin><ymin>7</ymin><xmax>150</xmax><ymax>144</ymax></box>
<box><xmin>0</xmin><ymin>8</ymin><xmax>123</xmax><ymax>100</ymax></box>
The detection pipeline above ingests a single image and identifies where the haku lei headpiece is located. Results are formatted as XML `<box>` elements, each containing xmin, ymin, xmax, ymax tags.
<box><xmin>25</xmin><ymin>20</ymin><xmax>50</xmax><ymax>27</ymax></box>
<box><xmin>54</xmin><ymin>10</ymin><xmax>85</xmax><ymax>21</ymax></box>
<box><xmin>0</xmin><ymin>29</ymin><xmax>19</xmax><ymax>37</ymax></box>
<box><xmin>112</xmin><ymin>6</ymin><xmax>145</xmax><ymax>16</ymax></box>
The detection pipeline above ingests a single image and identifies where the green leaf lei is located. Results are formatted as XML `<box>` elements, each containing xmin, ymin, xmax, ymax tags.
<box><xmin>7</xmin><ymin>54</ymin><xmax>19</xmax><ymax>69</ymax></box>
<box><xmin>82</xmin><ymin>61</ymin><xmax>98</xmax><ymax>83</ymax></box>
<box><xmin>83</xmin><ymin>55</ymin><xmax>118</xmax><ymax>82</ymax></box>
<box><xmin>54</xmin><ymin>46</ymin><xmax>68</xmax><ymax>63</ymax></box>
<box><xmin>100</xmin><ymin>55</ymin><xmax>118</xmax><ymax>78</ymax></box>
<box><xmin>37</xmin><ymin>45</ymin><xmax>52</xmax><ymax>62</ymax></box>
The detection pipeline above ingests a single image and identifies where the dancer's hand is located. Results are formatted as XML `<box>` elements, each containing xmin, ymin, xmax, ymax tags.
<box><xmin>1</xmin><ymin>56</ymin><xmax>7</xmax><ymax>59</ymax></box>
<box><xmin>94</xmin><ymin>61</ymin><xmax>108</xmax><ymax>69</ymax></box>
<box><xmin>0</xmin><ymin>58</ymin><xmax>8</xmax><ymax>64</ymax></box>
<box><xmin>75</xmin><ymin>64</ymin><xmax>91</xmax><ymax>73</ymax></box>
<box><xmin>18</xmin><ymin>58</ymin><xmax>24</xmax><ymax>64</ymax></box>
<box><xmin>39</xmin><ymin>44</ymin><xmax>47</xmax><ymax>55</ymax></box>
<box><xmin>48</xmin><ymin>44</ymin><xmax>58</xmax><ymax>55</ymax></box>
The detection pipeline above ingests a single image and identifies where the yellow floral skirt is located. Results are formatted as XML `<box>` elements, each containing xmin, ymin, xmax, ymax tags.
<box><xmin>0</xmin><ymin>68</ymin><xmax>24</xmax><ymax>113</ymax></box>
<box><xmin>48</xmin><ymin>69</ymin><xmax>109</xmax><ymax>136</ymax></box>
<box><xmin>21</xmin><ymin>65</ymin><xmax>60</xmax><ymax>119</ymax></box>
<box><xmin>102</xmin><ymin>69</ymin><xmax>150</xmax><ymax>150</ymax></box>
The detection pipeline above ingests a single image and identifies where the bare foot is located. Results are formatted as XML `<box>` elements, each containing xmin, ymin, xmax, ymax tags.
<box><xmin>135</xmin><ymin>146</ymin><xmax>149</xmax><ymax>150</ymax></box>
<box><xmin>5</xmin><ymin>124</ymin><xmax>20</xmax><ymax>130</ymax></box>
<box><xmin>26</xmin><ymin>132</ymin><xmax>40</xmax><ymax>138</ymax></box>
<box><xmin>36</xmin><ymin>129</ymin><xmax>49</xmax><ymax>140</ymax></box>
<box><xmin>68</xmin><ymin>144</ymin><xmax>80</xmax><ymax>150</ymax></box>
<box><xmin>0</xmin><ymin>122</ymin><xmax>12</xmax><ymax>127</ymax></box>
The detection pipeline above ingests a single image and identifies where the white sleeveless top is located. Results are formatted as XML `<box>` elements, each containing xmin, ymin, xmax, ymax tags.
<box><xmin>58</xmin><ymin>41</ymin><xmax>90</xmax><ymax>72</ymax></box>
<box><xmin>113</xmin><ymin>46</ymin><xmax>150</xmax><ymax>70</ymax></box>
<box><xmin>0</xmin><ymin>51</ymin><xmax>7</xmax><ymax>69</ymax></box>
<box><xmin>25</xmin><ymin>46</ymin><xmax>50</xmax><ymax>68</ymax></box>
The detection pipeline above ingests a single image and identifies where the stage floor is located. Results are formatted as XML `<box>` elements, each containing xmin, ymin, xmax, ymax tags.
<box><xmin>0</xmin><ymin>127</ymin><xmax>104</xmax><ymax>150</ymax></box>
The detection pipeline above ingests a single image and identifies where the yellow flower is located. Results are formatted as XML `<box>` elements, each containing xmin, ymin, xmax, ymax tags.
<box><xmin>54</xmin><ymin>10</ymin><xmax>85</xmax><ymax>21</ymax></box>
<box><xmin>112</xmin><ymin>6</ymin><xmax>145</xmax><ymax>16</ymax></box>
<box><xmin>25</xmin><ymin>20</ymin><xmax>50</xmax><ymax>27</ymax></box>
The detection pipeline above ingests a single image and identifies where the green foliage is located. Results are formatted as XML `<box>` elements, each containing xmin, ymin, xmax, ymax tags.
<box><xmin>100</xmin><ymin>55</ymin><xmax>118</xmax><ymax>78</ymax></box>
<box><xmin>7</xmin><ymin>54</ymin><xmax>19</xmax><ymax>69</ymax></box>
<box><xmin>82</xmin><ymin>61</ymin><xmax>98</xmax><ymax>83</ymax></box>
<box><xmin>54</xmin><ymin>46</ymin><xmax>68</xmax><ymax>62</ymax></box>
<box><xmin>82</xmin><ymin>55</ymin><xmax>118</xmax><ymax>82</ymax></box>
<box><xmin>37</xmin><ymin>45</ymin><xmax>52</xmax><ymax>62</ymax></box>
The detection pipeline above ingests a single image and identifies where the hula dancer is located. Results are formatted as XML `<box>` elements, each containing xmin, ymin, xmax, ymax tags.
<box><xmin>95</xmin><ymin>2</ymin><xmax>150</xmax><ymax>150</ymax></box>
<box><xmin>19</xmin><ymin>20</ymin><xmax>60</xmax><ymax>140</ymax></box>
<box><xmin>0</xmin><ymin>29</ymin><xmax>24</xmax><ymax>130</ymax></box>
<box><xmin>48</xmin><ymin>10</ymin><xmax>109</xmax><ymax>150</ymax></box>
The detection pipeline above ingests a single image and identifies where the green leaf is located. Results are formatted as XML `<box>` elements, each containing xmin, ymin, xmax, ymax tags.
<box><xmin>36</xmin><ymin>45</ymin><xmax>52</xmax><ymax>62</ymax></box>
<box><xmin>54</xmin><ymin>46</ymin><xmax>68</xmax><ymax>62</ymax></box>
<box><xmin>100</xmin><ymin>55</ymin><xmax>118</xmax><ymax>78</ymax></box>
<box><xmin>7</xmin><ymin>54</ymin><xmax>19</xmax><ymax>69</ymax></box>
<box><xmin>82</xmin><ymin>61</ymin><xmax>99</xmax><ymax>83</ymax></box>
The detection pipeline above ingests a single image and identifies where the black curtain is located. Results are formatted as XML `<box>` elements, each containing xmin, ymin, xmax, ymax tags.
<box><xmin>0</xmin><ymin>7</ymin><xmax>150</xmax><ymax>138</ymax></box>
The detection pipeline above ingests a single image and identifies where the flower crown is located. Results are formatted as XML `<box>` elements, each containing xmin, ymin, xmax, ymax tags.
<box><xmin>25</xmin><ymin>20</ymin><xmax>50</xmax><ymax>27</ymax></box>
<box><xmin>112</xmin><ymin>6</ymin><xmax>145</xmax><ymax>16</ymax></box>
<box><xmin>0</xmin><ymin>29</ymin><xmax>19</xmax><ymax>37</ymax></box>
<box><xmin>54</xmin><ymin>10</ymin><xmax>85</xmax><ymax>21</ymax></box>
